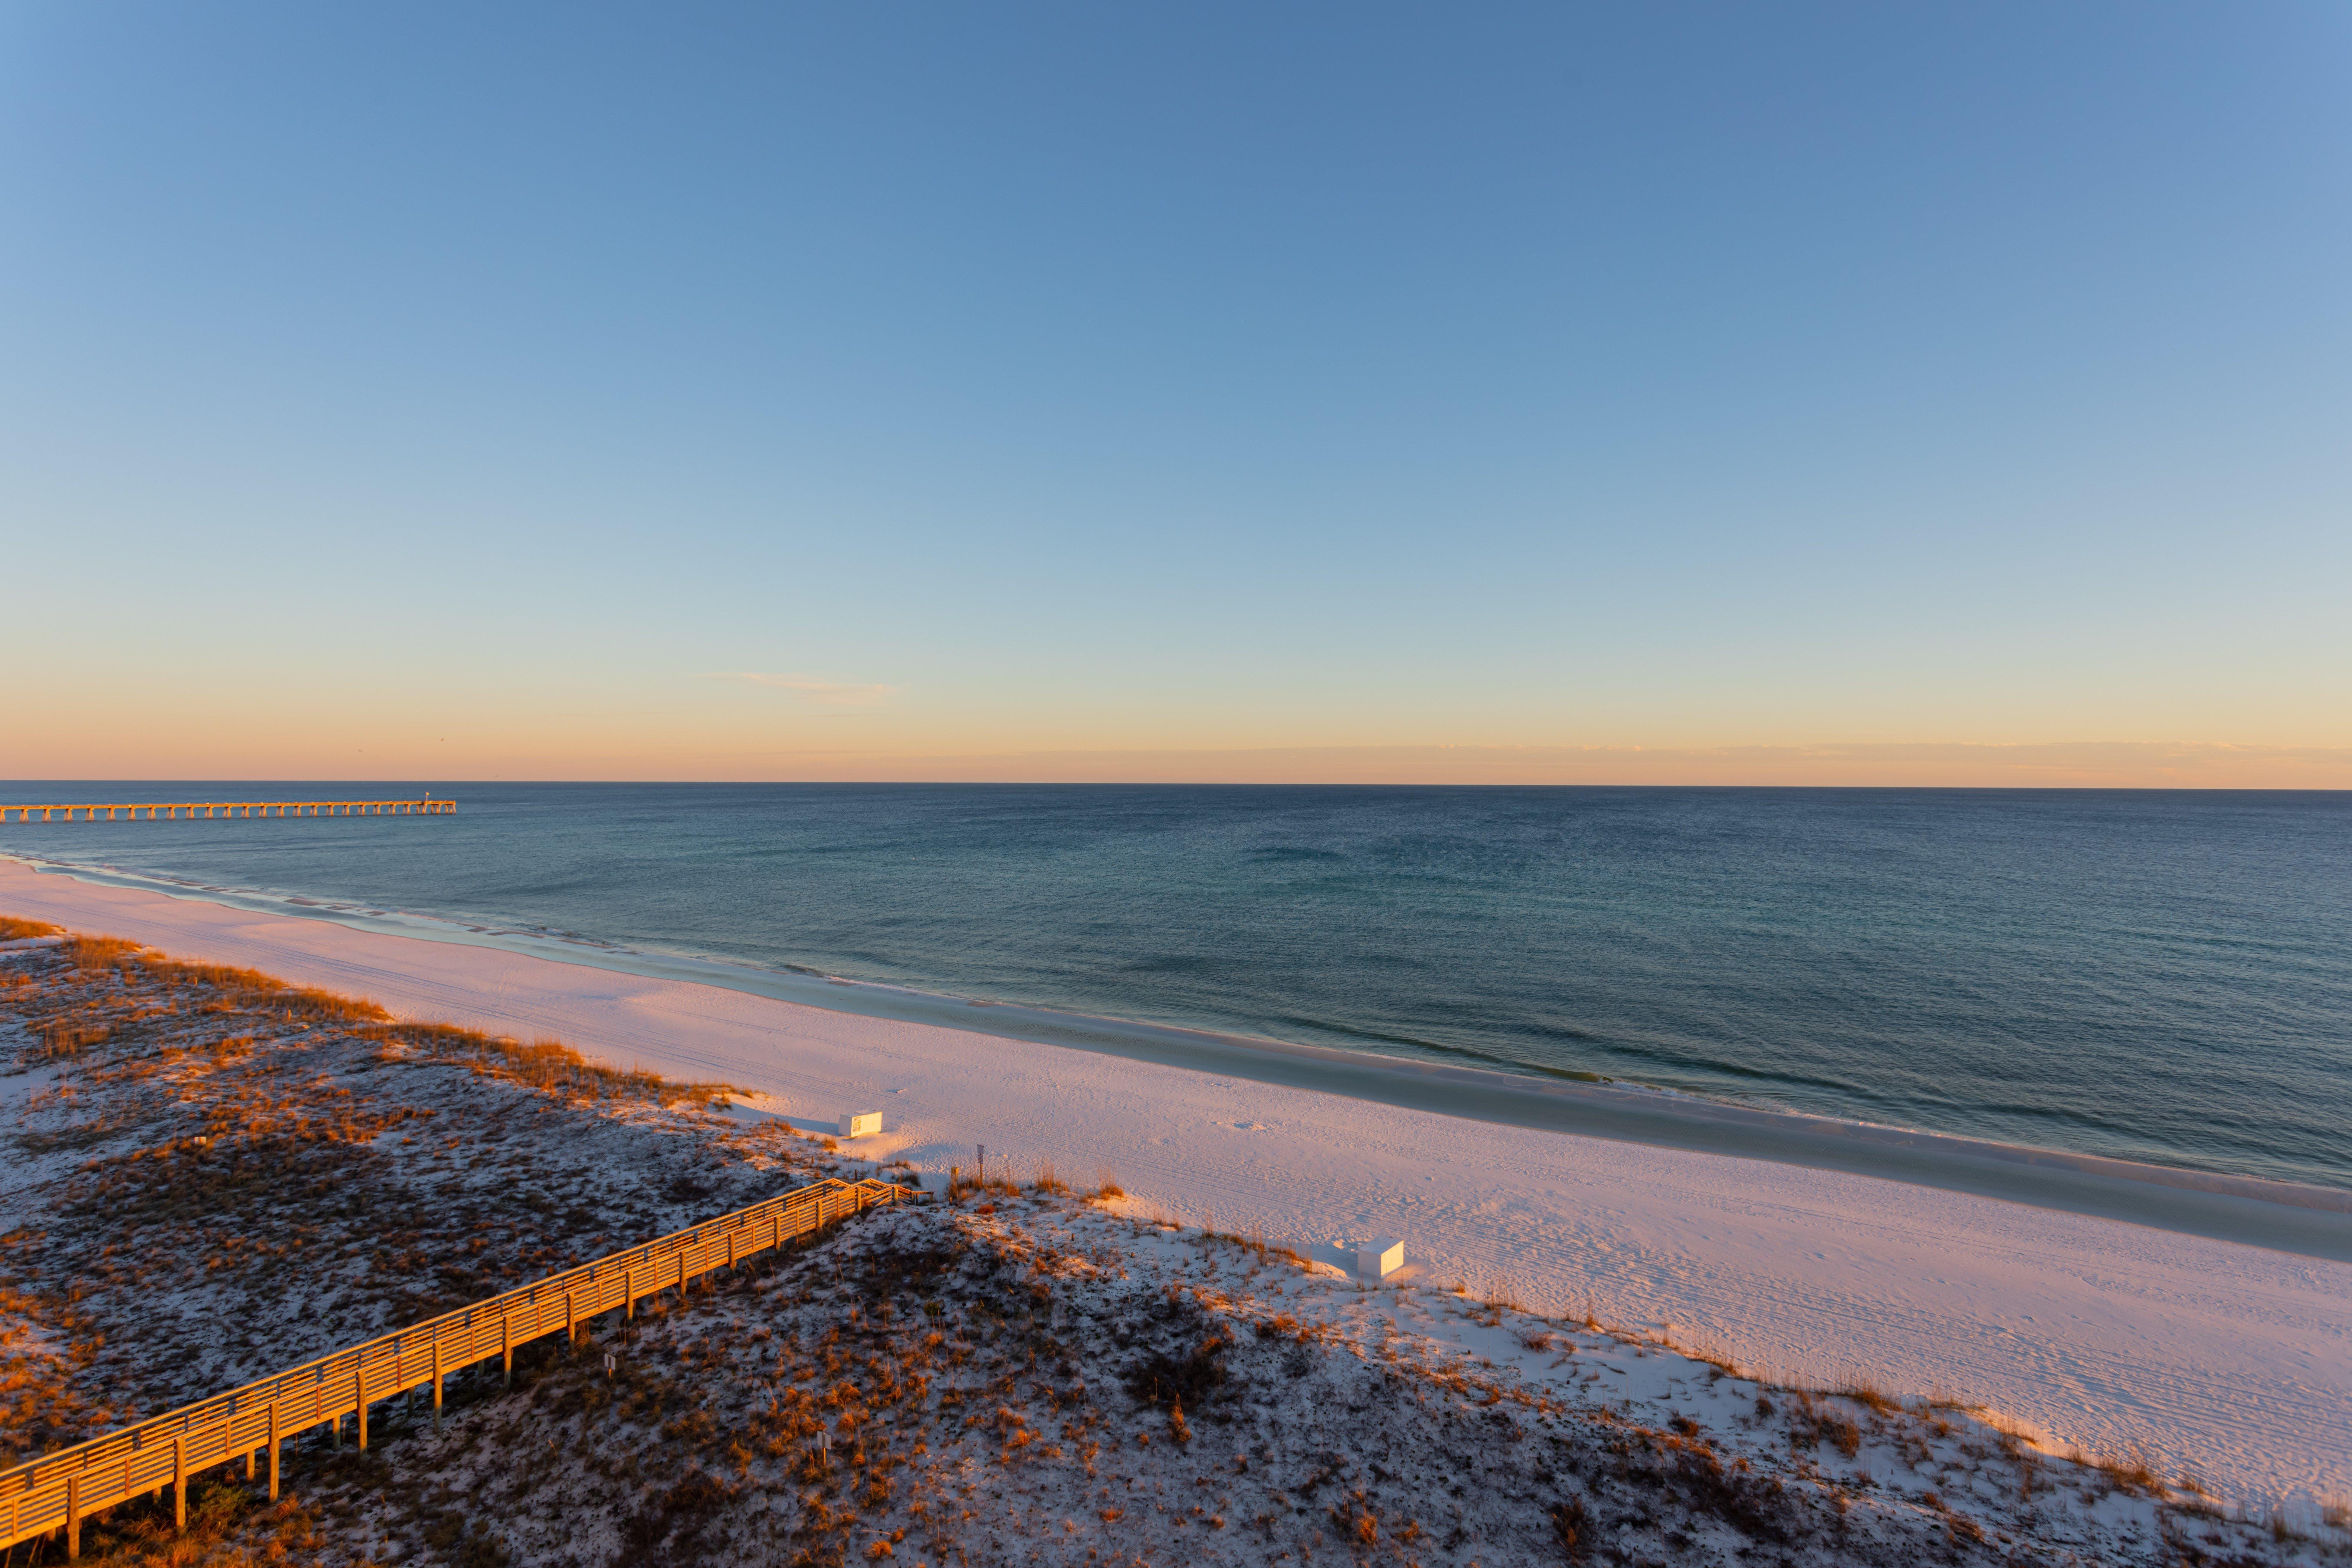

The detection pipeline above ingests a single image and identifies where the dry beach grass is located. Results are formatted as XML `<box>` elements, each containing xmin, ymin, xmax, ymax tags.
<box><xmin>1</xmin><ymin>927</ymin><xmax>2345</xmax><ymax>1566</ymax></box>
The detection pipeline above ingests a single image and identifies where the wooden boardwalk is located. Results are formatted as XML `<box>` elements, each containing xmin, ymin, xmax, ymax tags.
<box><xmin>0</xmin><ymin>1174</ymin><xmax>911</xmax><ymax>1558</ymax></box>
<box><xmin>0</xmin><ymin>799</ymin><xmax>454</xmax><ymax>822</ymax></box>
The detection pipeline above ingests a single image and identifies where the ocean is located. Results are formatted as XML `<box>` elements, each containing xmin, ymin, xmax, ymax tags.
<box><xmin>4</xmin><ymin>783</ymin><xmax>2347</xmax><ymax>1190</ymax></box>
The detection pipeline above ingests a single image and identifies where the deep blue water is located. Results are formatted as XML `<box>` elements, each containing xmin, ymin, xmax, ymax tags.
<box><xmin>5</xmin><ymin>784</ymin><xmax>2348</xmax><ymax>1189</ymax></box>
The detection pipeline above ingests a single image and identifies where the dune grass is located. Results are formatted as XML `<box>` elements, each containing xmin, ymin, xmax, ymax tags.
<box><xmin>10</xmin><ymin>921</ymin><xmax>738</xmax><ymax>1109</ymax></box>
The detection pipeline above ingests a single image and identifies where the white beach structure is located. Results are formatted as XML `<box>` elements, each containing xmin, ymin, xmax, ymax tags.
<box><xmin>1356</xmin><ymin>1236</ymin><xmax>1405</xmax><ymax>1280</ymax></box>
<box><xmin>839</xmin><ymin>1111</ymin><xmax>883</xmax><ymax>1138</ymax></box>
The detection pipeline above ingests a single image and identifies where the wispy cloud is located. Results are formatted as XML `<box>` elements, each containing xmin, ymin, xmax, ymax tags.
<box><xmin>702</xmin><ymin>672</ymin><xmax>899</xmax><ymax>706</ymax></box>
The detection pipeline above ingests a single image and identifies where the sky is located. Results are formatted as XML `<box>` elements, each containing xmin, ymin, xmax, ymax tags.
<box><xmin>3</xmin><ymin>2</ymin><xmax>2347</xmax><ymax>785</ymax></box>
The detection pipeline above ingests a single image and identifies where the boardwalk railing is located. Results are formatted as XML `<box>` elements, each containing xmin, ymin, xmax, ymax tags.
<box><xmin>0</xmin><ymin>800</ymin><xmax>454</xmax><ymax>822</ymax></box>
<box><xmin>0</xmin><ymin>1175</ymin><xmax>911</xmax><ymax>1557</ymax></box>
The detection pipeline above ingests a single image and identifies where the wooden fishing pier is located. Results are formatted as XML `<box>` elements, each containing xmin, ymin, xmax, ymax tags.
<box><xmin>0</xmin><ymin>799</ymin><xmax>454</xmax><ymax>823</ymax></box>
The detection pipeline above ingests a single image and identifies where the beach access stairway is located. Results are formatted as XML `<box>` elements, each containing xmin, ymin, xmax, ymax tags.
<box><xmin>0</xmin><ymin>1173</ymin><xmax>912</xmax><ymax>1558</ymax></box>
<box><xmin>0</xmin><ymin>799</ymin><xmax>455</xmax><ymax>822</ymax></box>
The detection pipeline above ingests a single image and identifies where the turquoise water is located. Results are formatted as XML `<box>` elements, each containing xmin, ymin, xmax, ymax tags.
<box><xmin>5</xmin><ymin>784</ymin><xmax>2347</xmax><ymax>1189</ymax></box>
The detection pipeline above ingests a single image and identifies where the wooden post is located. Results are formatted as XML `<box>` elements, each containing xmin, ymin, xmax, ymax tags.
<box><xmin>174</xmin><ymin>1433</ymin><xmax>186</xmax><ymax>1531</ymax></box>
<box><xmin>66</xmin><ymin>1471</ymin><xmax>80</xmax><ymax>1559</ymax></box>
<box><xmin>502</xmin><ymin>1315</ymin><xmax>513</xmax><ymax>1386</ymax></box>
<box><xmin>356</xmin><ymin>1359</ymin><xmax>368</xmax><ymax>1450</ymax></box>
<box><xmin>678</xmin><ymin>1250</ymin><xmax>688</xmax><ymax>1301</ymax></box>
<box><xmin>432</xmin><ymin>1339</ymin><xmax>443</xmax><ymax>1431</ymax></box>
<box><xmin>268</xmin><ymin>1402</ymin><xmax>280</xmax><ymax>1501</ymax></box>
<box><xmin>566</xmin><ymin>1291</ymin><xmax>576</xmax><ymax>1350</ymax></box>
<box><xmin>727</xmin><ymin>1231</ymin><xmax>736</xmax><ymax>1272</ymax></box>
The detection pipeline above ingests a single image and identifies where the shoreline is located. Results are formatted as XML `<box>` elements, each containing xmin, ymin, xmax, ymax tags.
<box><xmin>10</xmin><ymin>852</ymin><xmax>2347</xmax><ymax>1259</ymax></box>
<box><xmin>12</xmin><ymin>927</ymin><xmax>2318</xmax><ymax>1563</ymax></box>
<box><xmin>4</xmin><ymin>853</ymin><xmax>2348</xmax><ymax>1502</ymax></box>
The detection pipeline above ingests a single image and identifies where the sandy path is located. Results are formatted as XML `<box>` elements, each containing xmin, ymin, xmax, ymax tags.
<box><xmin>4</xmin><ymin>858</ymin><xmax>2345</xmax><ymax>1505</ymax></box>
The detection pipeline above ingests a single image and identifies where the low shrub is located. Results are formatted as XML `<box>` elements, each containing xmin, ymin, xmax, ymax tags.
<box><xmin>1127</xmin><ymin>1332</ymin><xmax>1230</xmax><ymax>1411</ymax></box>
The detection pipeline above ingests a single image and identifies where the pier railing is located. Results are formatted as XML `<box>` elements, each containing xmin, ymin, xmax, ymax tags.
<box><xmin>0</xmin><ymin>799</ymin><xmax>454</xmax><ymax>822</ymax></box>
<box><xmin>0</xmin><ymin>1174</ymin><xmax>911</xmax><ymax>1557</ymax></box>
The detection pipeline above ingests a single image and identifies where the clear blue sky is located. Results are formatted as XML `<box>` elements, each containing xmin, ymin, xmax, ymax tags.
<box><xmin>4</xmin><ymin>3</ymin><xmax>2347</xmax><ymax>781</ymax></box>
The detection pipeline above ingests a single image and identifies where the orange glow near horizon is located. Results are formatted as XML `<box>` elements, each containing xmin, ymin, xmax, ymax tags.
<box><xmin>4</xmin><ymin>728</ymin><xmax>2347</xmax><ymax>790</ymax></box>
<box><xmin>6</xmin><ymin>680</ymin><xmax>2348</xmax><ymax>789</ymax></box>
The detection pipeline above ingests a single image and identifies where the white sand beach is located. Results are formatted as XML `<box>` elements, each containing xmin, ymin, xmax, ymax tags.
<box><xmin>3</xmin><ymin>856</ymin><xmax>2346</xmax><ymax>1509</ymax></box>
